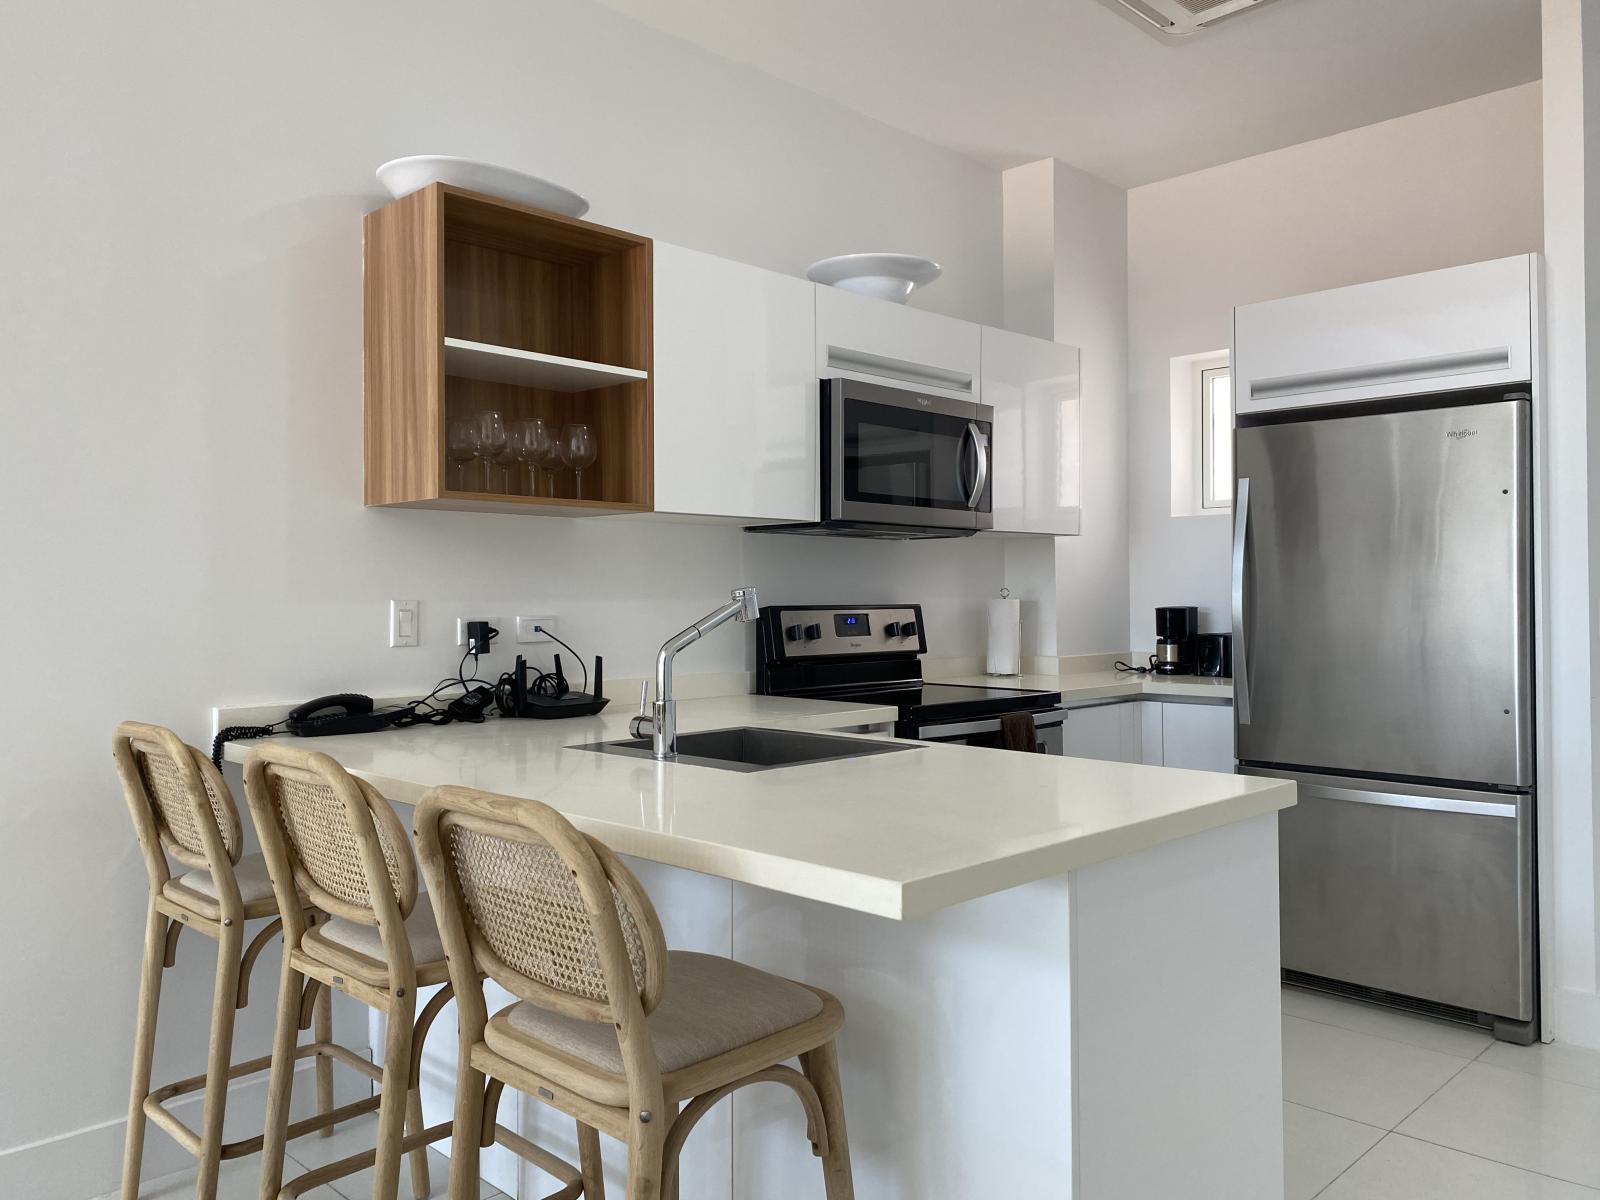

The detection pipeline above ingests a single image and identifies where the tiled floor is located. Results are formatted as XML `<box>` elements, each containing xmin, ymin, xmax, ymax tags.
<box><xmin>99</xmin><ymin>1116</ymin><xmax>505</xmax><ymax>1200</ymax></box>
<box><xmin>104</xmin><ymin>991</ymin><xmax>1600</xmax><ymax>1199</ymax></box>
<box><xmin>1284</xmin><ymin>985</ymin><xmax>1600</xmax><ymax>1198</ymax></box>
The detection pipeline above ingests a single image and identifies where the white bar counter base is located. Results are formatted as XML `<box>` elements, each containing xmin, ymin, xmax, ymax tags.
<box><xmin>219</xmin><ymin>692</ymin><xmax>1291</xmax><ymax>1200</ymax></box>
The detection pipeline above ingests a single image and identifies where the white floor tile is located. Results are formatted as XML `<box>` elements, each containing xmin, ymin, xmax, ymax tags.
<box><xmin>102</xmin><ymin>1154</ymin><xmax>341</xmax><ymax>1200</ymax></box>
<box><xmin>1283</xmin><ymin>1102</ymin><xmax>1383</xmax><ymax>1200</ymax></box>
<box><xmin>1281</xmin><ymin>986</ymin><xmax>1494</xmax><ymax>1059</ymax></box>
<box><xmin>1398</xmin><ymin>1061</ymin><xmax>1600</xmax><ymax>1188</ymax></box>
<box><xmin>1320</xmin><ymin>1133</ymin><xmax>1600</xmax><ymax>1199</ymax></box>
<box><xmin>1282</xmin><ymin>1014</ymin><xmax>1468</xmax><ymax>1130</ymax></box>
<box><xmin>1482</xmin><ymin>1038</ymin><xmax>1600</xmax><ymax>1092</ymax></box>
<box><xmin>320</xmin><ymin>1146</ymin><xmax>503</xmax><ymax>1200</ymax></box>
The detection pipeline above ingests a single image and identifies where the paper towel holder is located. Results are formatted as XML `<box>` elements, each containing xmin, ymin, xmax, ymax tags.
<box><xmin>986</xmin><ymin>587</ymin><xmax>1023</xmax><ymax>678</ymax></box>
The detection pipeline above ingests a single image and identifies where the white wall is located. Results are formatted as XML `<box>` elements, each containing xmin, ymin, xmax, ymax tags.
<box><xmin>1002</xmin><ymin>160</ymin><xmax>1131</xmax><ymax>657</ymax></box>
<box><xmin>0</xmin><ymin>2</ymin><xmax>1005</xmax><ymax>1193</ymax></box>
<box><xmin>1125</xmin><ymin>82</ymin><xmax>1545</xmax><ymax>647</ymax></box>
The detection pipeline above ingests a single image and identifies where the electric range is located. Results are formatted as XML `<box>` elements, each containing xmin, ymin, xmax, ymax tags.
<box><xmin>755</xmin><ymin>604</ymin><xmax>1066</xmax><ymax>749</ymax></box>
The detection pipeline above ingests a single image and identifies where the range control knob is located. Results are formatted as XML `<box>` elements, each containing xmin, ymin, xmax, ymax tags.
<box><xmin>883</xmin><ymin>621</ymin><xmax>901</xmax><ymax>638</ymax></box>
<box><xmin>784</xmin><ymin>623</ymin><xmax>803</xmax><ymax>642</ymax></box>
<box><xmin>804</xmin><ymin>623</ymin><xmax>824</xmax><ymax>642</ymax></box>
<box><xmin>901</xmin><ymin>620</ymin><xmax>919</xmax><ymax>639</ymax></box>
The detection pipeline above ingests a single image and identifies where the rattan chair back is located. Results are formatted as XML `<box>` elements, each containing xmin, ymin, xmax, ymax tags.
<box><xmin>243</xmin><ymin>742</ymin><xmax>417</xmax><ymax>926</ymax></box>
<box><xmin>114</xmin><ymin>720</ymin><xmax>241</xmax><ymax>883</ymax></box>
<box><xmin>415</xmin><ymin>786</ymin><xmax>667</xmax><ymax>1026</ymax></box>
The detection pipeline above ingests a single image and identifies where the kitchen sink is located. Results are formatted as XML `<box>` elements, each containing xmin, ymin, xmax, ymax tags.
<box><xmin>581</xmin><ymin>726</ymin><xmax>915</xmax><ymax>772</ymax></box>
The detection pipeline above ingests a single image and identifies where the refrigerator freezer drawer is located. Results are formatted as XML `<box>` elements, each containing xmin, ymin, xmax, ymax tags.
<box><xmin>1256</xmin><ymin>769</ymin><xmax>1534</xmax><ymax>1021</ymax></box>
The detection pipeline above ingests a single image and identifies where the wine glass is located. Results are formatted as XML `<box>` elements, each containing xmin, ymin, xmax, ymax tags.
<box><xmin>496</xmin><ymin>421</ymin><xmax>526</xmax><ymax>494</ymax></box>
<box><xmin>528</xmin><ymin>417</ymin><xmax>563</xmax><ymax>497</ymax></box>
<box><xmin>561</xmin><ymin>423</ymin><xmax>598</xmax><ymax>499</ymax></box>
<box><xmin>446</xmin><ymin>417</ymin><xmax>479</xmax><ymax>490</ymax></box>
<box><xmin>513</xmin><ymin>418</ymin><xmax>540</xmax><ymax>494</ymax></box>
<box><xmin>475</xmin><ymin>411</ymin><xmax>507</xmax><ymax>493</ymax></box>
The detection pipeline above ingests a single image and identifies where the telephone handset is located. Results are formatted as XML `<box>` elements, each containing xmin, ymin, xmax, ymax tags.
<box><xmin>285</xmin><ymin>693</ymin><xmax>400</xmax><ymax>737</ymax></box>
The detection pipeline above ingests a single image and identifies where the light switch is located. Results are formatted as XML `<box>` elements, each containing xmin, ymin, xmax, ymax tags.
<box><xmin>390</xmin><ymin>600</ymin><xmax>419</xmax><ymax>648</ymax></box>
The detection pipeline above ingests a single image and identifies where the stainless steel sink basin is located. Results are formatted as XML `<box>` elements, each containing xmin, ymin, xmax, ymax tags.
<box><xmin>581</xmin><ymin>726</ymin><xmax>915</xmax><ymax>772</ymax></box>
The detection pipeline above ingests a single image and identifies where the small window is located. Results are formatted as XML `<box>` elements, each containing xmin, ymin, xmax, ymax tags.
<box><xmin>1200</xmin><ymin>365</ymin><xmax>1233</xmax><ymax>510</ymax></box>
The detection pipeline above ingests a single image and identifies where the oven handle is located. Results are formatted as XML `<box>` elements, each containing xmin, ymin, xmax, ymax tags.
<box><xmin>965</xmin><ymin>421</ymin><xmax>989</xmax><ymax>510</ymax></box>
<box><xmin>916</xmin><ymin>707</ymin><xmax>1067</xmax><ymax>740</ymax></box>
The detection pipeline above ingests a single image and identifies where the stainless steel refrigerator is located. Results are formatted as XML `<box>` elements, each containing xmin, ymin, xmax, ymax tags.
<box><xmin>1234</xmin><ymin>390</ymin><xmax>1536</xmax><ymax>1043</ymax></box>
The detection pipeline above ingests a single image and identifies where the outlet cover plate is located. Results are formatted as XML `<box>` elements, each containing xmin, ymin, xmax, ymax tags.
<box><xmin>516</xmin><ymin>616</ymin><xmax>557</xmax><ymax>644</ymax></box>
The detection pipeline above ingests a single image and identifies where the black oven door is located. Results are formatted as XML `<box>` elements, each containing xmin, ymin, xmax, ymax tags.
<box><xmin>825</xmin><ymin>378</ymin><xmax>993</xmax><ymax>530</ymax></box>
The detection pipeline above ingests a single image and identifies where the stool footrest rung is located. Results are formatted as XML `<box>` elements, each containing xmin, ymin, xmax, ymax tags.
<box><xmin>140</xmin><ymin>1042</ymin><xmax>382</xmax><ymax>1163</ymax></box>
<box><xmin>491</xmin><ymin>1124</ymin><xmax>584</xmax><ymax>1200</ymax></box>
<box><xmin>279</xmin><ymin>1120</ymin><xmax>452</xmax><ymax>1199</ymax></box>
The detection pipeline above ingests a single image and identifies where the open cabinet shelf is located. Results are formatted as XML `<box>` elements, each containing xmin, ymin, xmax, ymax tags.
<box><xmin>443</xmin><ymin>337</ymin><xmax>649</xmax><ymax>392</ymax></box>
<box><xmin>364</xmin><ymin>183</ymin><xmax>653</xmax><ymax>515</ymax></box>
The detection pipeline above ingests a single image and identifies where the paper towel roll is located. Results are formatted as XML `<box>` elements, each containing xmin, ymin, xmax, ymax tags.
<box><xmin>986</xmin><ymin>597</ymin><xmax>1021</xmax><ymax>676</ymax></box>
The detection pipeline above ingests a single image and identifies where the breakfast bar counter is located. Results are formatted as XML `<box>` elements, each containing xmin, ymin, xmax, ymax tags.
<box><xmin>220</xmin><ymin>693</ymin><xmax>1293</xmax><ymax>1199</ymax></box>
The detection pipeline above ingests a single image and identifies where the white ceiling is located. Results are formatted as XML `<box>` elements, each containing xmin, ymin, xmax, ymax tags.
<box><xmin>591</xmin><ymin>0</ymin><xmax>1541</xmax><ymax>188</ymax></box>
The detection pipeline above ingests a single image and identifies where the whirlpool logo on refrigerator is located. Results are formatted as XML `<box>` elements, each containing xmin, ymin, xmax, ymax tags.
<box><xmin>1447</xmin><ymin>428</ymin><xmax>1479</xmax><ymax>441</ymax></box>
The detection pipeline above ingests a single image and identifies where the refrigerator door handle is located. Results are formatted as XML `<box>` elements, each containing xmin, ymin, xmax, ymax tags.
<box><xmin>1232</xmin><ymin>476</ymin><xmax>1252</xmax><ymax>725</ymax></box>
<box><xmin>1300</xmin><ymin>783</ymin><xmax>1519</xmax><ymax>818</ymax></box>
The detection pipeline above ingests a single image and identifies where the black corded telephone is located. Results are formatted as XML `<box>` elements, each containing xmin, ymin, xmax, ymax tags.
<box><xmin>285</xmin><ymin>693</ymin><xmax>401</xmax><ymax>737</ymax></box>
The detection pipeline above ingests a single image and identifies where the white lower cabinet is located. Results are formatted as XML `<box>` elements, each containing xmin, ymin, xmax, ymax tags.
<box><xmin>652</xmin><ymin>242</ymin><xmax>818</xmax><ymax>522</ymax></box>
<box><xmin>1153</xmin><ymin>702</ymin><xmax>1235</xmax><ymax>772</ymax></box>
<box><xmin>1060</xmin><ymin>702</ymin><xmax>1141</xmax><ymax>764</ymax></box>
<box><xmin>1062</xmin><ymin>700</ymin><xmax>1234</xmax><ymax>772</ymax></box>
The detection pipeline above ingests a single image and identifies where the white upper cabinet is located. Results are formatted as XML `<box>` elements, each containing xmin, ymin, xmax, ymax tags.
<box><xmin>814</xmin><ymin>284</ymin><xmax>981</xmax><ymax>399</ymax></box>
<box><xmin>981</xmin><ymin>326</ymin><xmax>1082</xmax><ymax>536</ymax></box>
<box><xmin>1233</xmin><ymin>254</ymin><xmax>1537</xmax><ymax>416</ymax></box>
<box><xmin>653</xmin><ymin>243</ymin><xmax>818</xmax><ymax>522</ymax></box>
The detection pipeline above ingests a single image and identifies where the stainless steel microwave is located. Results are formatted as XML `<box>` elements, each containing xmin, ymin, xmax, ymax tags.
<box><xmin>811</xmin><ymin>377</ymin><xmax>994</xmax><ymax>538</ymax></box>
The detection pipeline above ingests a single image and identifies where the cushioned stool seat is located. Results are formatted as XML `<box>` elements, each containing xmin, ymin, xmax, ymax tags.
<box><xmin>486</xmin><ymin>950</ymin><xmax>824</xmax><ymax>1077</ymax></box>
<box><xmin>163</xmin><ymin>851</ymin><xmax>281</xmax><ymax>920</ymax></box>
<box><xmin>302</xmin><ymin>894</ymin><xmax>450</xmax><ymax>987</ymax></box>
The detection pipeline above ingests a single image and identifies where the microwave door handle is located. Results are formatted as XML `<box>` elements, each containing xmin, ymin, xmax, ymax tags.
<box><xmin>966</xmin><ymin>421</ymin><xmax>989</xmax><ymax>510</ymax></box>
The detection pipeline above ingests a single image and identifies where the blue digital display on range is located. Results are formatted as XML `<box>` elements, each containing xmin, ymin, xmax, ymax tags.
<box><xmin>833</xmin><ymin>613</ymin><xmax>871</xmax><ymax>636</ymax></box>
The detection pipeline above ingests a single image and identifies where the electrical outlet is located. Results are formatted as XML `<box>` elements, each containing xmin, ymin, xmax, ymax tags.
<box><xmin>516</xmin><ymin>615</ymin><xmax>557</xmax><ymax>644</ymax></box>
<box><xmin>456</xmin><ymin>617</ymin><xmax>498</xmax><ymax>650</ymax></box>
<box><xmin>389</xmin><ymin>600</ymin><xmax>419</xmax><ymax>648</ymax></box>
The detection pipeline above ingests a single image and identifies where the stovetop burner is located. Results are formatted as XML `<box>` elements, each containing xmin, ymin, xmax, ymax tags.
<box><xmin>754</xmin><ymin>603</ymin><xmax>1062</xmax><ymax>730</ymax></box>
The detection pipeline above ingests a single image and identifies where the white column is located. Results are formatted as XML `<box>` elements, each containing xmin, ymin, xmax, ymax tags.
<box><xmin>1001</xmin><ymin>161</ymin><xmax>1131</xmax><ymax>662</ymax></box>
<box><xmin>1541</xmin><ymin>0</ymin><xmax>1600</xmax><ymax>1044</ymax></box>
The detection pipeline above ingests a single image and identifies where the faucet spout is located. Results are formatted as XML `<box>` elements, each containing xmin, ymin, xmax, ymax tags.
<box><xmin>640</xmin><ymin>587</ymin><xmax>760</xmax><ymax>759</ymax></box>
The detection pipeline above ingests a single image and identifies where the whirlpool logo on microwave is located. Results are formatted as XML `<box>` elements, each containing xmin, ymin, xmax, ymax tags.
<box><xmin>1447</xmin><ymin>428</ymin><xmax>1479</xmax><ymax>441</ymax></box>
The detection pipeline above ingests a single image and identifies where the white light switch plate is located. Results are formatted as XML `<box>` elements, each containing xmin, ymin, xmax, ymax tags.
<box><xmin>516</xmin><ymin>615</ymin><xmax>556</xmax><ymax>644</ymax></box>
<box><xmin>389</xmin><ymin>600</ymin><xmax>419</xmax><ymax>648</ymax></box>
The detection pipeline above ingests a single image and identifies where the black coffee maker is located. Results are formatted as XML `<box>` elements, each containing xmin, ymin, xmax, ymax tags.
<box><xmin>1154</xmin><ymin>606</ymin><xmax>1199</xmax><ymax>676</ymax></box>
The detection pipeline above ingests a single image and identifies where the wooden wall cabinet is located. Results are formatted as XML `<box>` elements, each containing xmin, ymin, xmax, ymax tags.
<box><xmin>364</xmin><ymin>184</ymin><xmax>653</xmax><ymax>515</ymax></box>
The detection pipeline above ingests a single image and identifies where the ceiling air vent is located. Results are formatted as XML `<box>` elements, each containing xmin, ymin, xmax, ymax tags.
<box><xmin>1102</xmin><ymin>0</ymin><xmax>1284</xmax><ymax>39</ymax></box>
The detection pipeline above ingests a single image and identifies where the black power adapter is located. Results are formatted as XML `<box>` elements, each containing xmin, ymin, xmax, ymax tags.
<box><xmin>465</xmin><ymin>620</ymin><xmax>498</xmax><ymax>657</ymax></box>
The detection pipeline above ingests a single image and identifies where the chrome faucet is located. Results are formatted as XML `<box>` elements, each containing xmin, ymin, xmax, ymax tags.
<box><xmin>631</xmin><ymin>587</ymin><xmax>760</xmax><ymax>759</ymax></box>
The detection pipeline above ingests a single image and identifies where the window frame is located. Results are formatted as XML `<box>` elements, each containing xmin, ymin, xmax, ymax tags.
<box><xmin>1199</xmin><ymin>363</ymin><xmax>1233</xmax><ymax>512</ymax></box>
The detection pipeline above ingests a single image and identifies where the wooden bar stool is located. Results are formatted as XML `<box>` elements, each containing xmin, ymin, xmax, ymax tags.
<box><xmin>113</xmin><ymin>721</ymin><xmax>366</xmax><ymax>1200</ymax></box>
<box><xmin>413</xmin><ymin>785</ymin><xmax>856</xmax><ymax>1200</ymax></box>
<box><xmin>245</xmin><ymin>743</ymin><xmax>458</xmax><ymax>1200</ymax></box>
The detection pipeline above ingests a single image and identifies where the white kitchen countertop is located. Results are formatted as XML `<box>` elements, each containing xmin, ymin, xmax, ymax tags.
<box><xmin>929</xmin><ymin>668</ymin><xmax>1235</xmax><ymax>702</ymax></box>
<box><xmin>221</xmin><ymin>691</ymin><xmax>1287</xmax><ymax>920</ymax></box>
